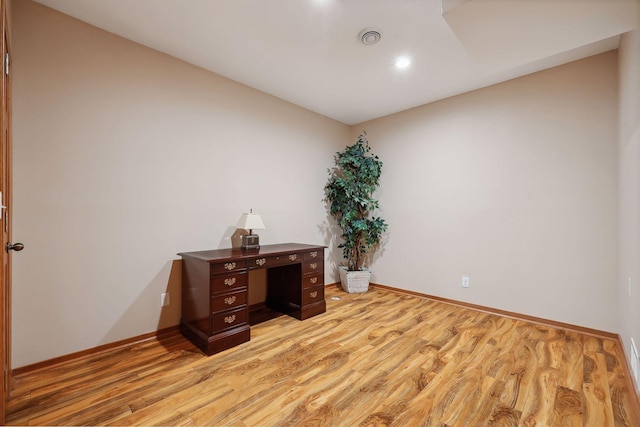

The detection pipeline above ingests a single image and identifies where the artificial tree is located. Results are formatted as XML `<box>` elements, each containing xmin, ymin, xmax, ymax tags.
<box><xmin>325</xmin><ymin>132</ymin><xmax>388</xmax><ymax>274</ymax></box>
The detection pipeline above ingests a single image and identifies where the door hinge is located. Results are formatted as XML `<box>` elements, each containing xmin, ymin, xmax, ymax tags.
<box><xmin>4</xmin><ymin>53</ymin><xmax>9</xmax><ymax>76</ymax></box>
<box><xmin>0</xmin><ymin>190</ymin><xmax>5</xmax><ymax>220</ymax></box>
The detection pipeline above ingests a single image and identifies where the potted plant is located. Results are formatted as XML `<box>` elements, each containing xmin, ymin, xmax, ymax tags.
<box><xmin>324</xmin><ymin>132</ymin><xmax>388</xmax><ymax>293</ymax></box>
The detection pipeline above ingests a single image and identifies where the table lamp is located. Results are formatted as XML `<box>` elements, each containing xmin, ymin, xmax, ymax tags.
<box><xmin>236</xmin><ymin>209</ymin><xmax>266</xmax><ymax>250</ymax></box>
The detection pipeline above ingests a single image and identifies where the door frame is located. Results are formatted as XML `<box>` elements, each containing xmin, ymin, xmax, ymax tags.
<box><xmin>1</xmin><ymin>0</ymin><xmax>11</xmax><ymax>422</ymax></box>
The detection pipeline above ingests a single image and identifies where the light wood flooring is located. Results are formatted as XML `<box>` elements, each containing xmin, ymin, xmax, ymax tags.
<box><xmin>7</xmin><ymin>285</ymin><xmax>640</xmax><ymax>426</ymax></box>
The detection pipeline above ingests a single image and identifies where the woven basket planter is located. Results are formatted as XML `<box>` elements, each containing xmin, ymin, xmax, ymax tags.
<box><xmin>339</xmin><ymin>267</ymin><xmax>371</xmax><ymax>293</ymax></box>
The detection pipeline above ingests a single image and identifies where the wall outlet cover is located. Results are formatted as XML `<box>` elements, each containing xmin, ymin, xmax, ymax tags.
<box><xmin>161</xmin><ymin>292</ymin><xmax>170</xmax><ymax>307</ymax></box>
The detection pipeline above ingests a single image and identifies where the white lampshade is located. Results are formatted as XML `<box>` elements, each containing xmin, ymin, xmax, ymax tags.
<box><xmin>235</xmin><ymin>211</ymin><xmax>266</xmax><ymax>231</ymax></box>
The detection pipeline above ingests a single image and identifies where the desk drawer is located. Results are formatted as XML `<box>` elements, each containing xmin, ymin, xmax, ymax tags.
<box><xmin>249</xmin><ymin>253</ymin><xmax>302</xmax><ymax>269</ymax></box>
<box><xmin>212</xmin><ymin>290</ymin><xmax>247</xmax><ymax>312</ymax></box>
<box><xmin>211</xmin><ymin>272</ymin><xmax>247</xmax><ymax>294</ymax></box>
<box><xmin>303</xmin><ymin>250</ymin><xmax>322</xmax><ymax>261</ymax></box>
<box><xmin>302</xmin><ymin>259</ymin><xmax>323</xmax><ymax>275</ymax></box>
<box><xmin>212</xmin><ymin>307</ymin><xmax>247</xmax><ymax>332</ymax></box>
<box><xmin>303</xmin><ymin>273</ymin><xmax>324</xmax><ymax>289</ymax></box>
<box><xmin>302</xmin><ymin>286</ymin><xmax>325</xmax><ymax>305</ymax></box>
<box><xmin>211</xmin><ymin>261</ymin><xmax>247</xmax><ymax>275</ymax></box>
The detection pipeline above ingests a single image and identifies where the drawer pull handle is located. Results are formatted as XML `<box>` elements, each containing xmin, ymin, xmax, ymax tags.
<box><xmin>310</xmin><ymin>291</ymin><xmax>318</xmax><ymax>299</ymax></box>
<box><xmin>310</xmin><ymin>251</ymin><xmax>317</xmax><ymax>258</ymax></box>
<box><xmin>224</xmin><ymin>296</ymin><xmax>236</xmax><ymax>305</ymax></box>
<box><xmin>224</xmin><ymin>277</ymin><xmax>236</xmax><ymax>287</ymax></box>
<box><xmin>256</xmin><ymin>258</ymin><xmax>266</xmax><ymax>266</ymax></box>
<box><xmin>224</xmin><ymin>315</ymin><xmax>236</xmax><ymax>324</ymax></box>
<box><xmin>310</xmin><ymin>277</ymin><xmax>318</xmax><ymax>284</ymax></box>
<box><xmin>310</xmin><ymin>262</ymin><xmax>317</xmax><ymax>270</ymax></box>
<box><xmin>224</xmin><ymin>262</ymin><xmax>236</xmax><ymax>271</ymax></box>
<box><xmin>289</xmin><ymin>254</ymin><xmax>297</xmax><ymax>261</ymax></box>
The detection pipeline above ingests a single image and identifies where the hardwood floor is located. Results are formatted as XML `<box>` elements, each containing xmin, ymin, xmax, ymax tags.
<box><xmin>7</xmin><ymin>285</ymin><xmax>640</xmax><ymax>426</ymax></box>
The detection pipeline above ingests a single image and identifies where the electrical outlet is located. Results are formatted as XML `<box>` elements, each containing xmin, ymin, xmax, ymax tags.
<box><xmin>462</xmin><ymin>276</ymin><xmax>470</xmax><ymax>288</ymax></box>
<box><xmin>161</xmin><ymin>292</ymin><xmax>170</xmax><ymax>307</ymax></box>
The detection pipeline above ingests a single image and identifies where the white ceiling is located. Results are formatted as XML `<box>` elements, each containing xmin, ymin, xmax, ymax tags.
<box><xmin>32</xmin><ymin>0</ymin><xmax>640</xmax><ymax>125</ymax></box>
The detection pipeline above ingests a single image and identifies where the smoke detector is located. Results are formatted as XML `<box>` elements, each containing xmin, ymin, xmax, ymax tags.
<box><xmin>359</xmin><ymin>28</ymin><xmax>382</xmax><ymax>45</ymax></box>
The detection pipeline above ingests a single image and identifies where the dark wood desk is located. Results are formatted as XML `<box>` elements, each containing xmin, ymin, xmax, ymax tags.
<box><xmin>178</xmin><ymin>243</ymin><xmax>326</xmax><ymax>355</ymax></box>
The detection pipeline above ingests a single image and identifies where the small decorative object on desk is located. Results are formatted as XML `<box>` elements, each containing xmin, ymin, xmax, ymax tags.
<box><xmin>236</xmin><ymin>209</ymin><xmax>265</xmax><ymax>250</ymax></box>
<box><xmin>325</xmin><ymin>132</ymin><xmax>388</xmax><ymax>293</ymax></box>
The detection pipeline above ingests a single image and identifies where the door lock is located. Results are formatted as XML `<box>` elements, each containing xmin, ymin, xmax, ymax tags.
<box><xmin>6</xmin><ymin>242</ymin><xmax>24</xmax><ymax>252</ymax></box>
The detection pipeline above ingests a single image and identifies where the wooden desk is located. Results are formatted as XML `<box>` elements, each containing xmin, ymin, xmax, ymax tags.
<box><xmin>178</xmin><ymin>243</ymin><xmax>326</xmax><ymax>355</ymax></box>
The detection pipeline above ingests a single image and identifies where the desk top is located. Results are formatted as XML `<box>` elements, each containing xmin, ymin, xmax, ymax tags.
<box><xmin>178</xmin><ymin>243</ymin><xmax>325</xmax><ymax>263</ymax></box>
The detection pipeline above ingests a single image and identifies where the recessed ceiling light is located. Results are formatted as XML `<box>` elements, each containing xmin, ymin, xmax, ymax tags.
<box><xmin>395</xmin><ymin>56</ymin><xmax>411</xmax><ymax>69</ymax></box>
<box><xmin>312</xmin><ymin>0</ymin><xmax>333</xmax><ymax>7</ymax></box>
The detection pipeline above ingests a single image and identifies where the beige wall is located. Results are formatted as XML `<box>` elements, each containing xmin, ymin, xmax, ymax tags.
<box><xmin>619</xmin><ymin>29</ymin><xmax>640</xmax><ymax>393</ymax></box>
<box><xmin>355</xmin><ymin>52</ymin><xmax>619</xmax><ymax>332</ymax></box>
<box><xmin>11</xmin><ymin>1</ymin><xmax>349</xmax><ymax>367</ymax></box>
<box><xmin>11</xmin><ymin>0</ymin><xmax>627</xmax><ymax>370</ymax></box>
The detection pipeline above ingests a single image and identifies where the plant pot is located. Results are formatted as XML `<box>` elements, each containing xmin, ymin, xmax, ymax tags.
<box><xmin>339</xmin><ymin>267</ymin><xmax>371</xmax><ymax>293</ymax></box>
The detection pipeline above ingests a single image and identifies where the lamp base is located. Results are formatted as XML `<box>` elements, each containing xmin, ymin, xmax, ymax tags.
<box><xmin>241</xmin><ymin>234</ymin><xmax>260</xmax><ymax>250</ymax></box>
